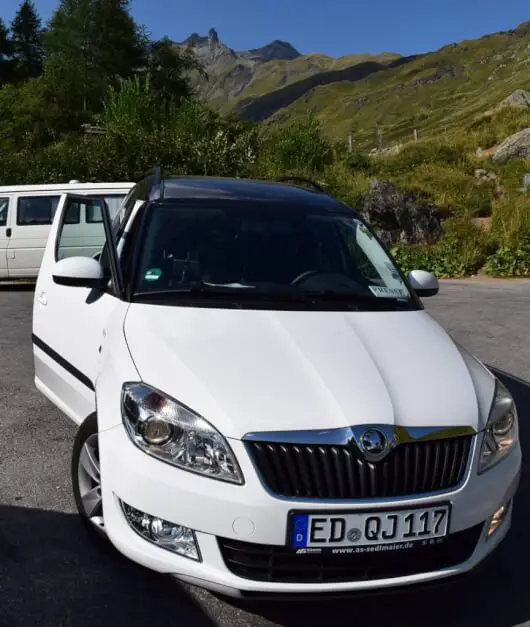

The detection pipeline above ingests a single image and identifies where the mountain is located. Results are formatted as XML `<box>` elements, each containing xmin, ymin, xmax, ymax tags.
<box><xmin>259</xmin><ymin>21</ymin><xmax>530</xmax><ymax>149</ymax></box>
<box><xmin>177</xmin><ymin>22</ymin><xmax>530</xmax><ymax>152</ymax></box>
<box><xmin>174</xmin><ymin>28</ymin><xmax>399</xmax><ymax>111</ymax></box>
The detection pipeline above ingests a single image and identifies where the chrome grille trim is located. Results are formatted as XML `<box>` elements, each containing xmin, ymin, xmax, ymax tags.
<box><xmin>243</xmin><ymin>425</ymin><xmax>476</xmax><ymax>500</ymax></box>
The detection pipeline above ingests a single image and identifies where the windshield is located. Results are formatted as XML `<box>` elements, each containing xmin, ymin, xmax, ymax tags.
<box><xmin>132</xmin><ymin>203</ymin><xmax>417</xmax><ymax>311</ymax></box>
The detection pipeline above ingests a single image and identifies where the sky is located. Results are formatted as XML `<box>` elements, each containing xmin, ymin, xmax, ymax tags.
<box><xmin>0</xmin><ymin>0</ymin><xmax>529</xmax><ymax>57</ymax></box>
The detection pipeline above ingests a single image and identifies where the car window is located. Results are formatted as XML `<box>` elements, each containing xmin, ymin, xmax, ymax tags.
<box><xmin>56</xmin><ymin>197</ymin><xmax>107</xmax><ymax>262</ymax></box>
<box><xmin>86</xmin><ymin>194</ymin><xmax>127</xmax><ymax>223</ymax></box>
<box><xmin>0</xmin><ymin>198</ymin><xmax>8</xmax><ymax>227</ymax></box>
<box><xmin>133</xmin><ymin>203</ymin><xmax>414</xmax><ymax>309</ymax></box>
<box><xmin>17</xmin><ymin>195</ymin><xmax>61</xmax><ymax>226</ymax></box>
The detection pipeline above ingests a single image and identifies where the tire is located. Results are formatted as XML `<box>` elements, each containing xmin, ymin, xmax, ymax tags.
<box><xmin>71</xmin><ymin>413</ymin><xmax>108</xmax><ymax>546</ymax></box>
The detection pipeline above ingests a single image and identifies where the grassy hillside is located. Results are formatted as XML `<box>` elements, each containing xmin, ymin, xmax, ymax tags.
<box><xmin>237</xmin><ymin>21</ymin><xmax>530</xmax><ymax>149</ymax></box>
<box><xmin>228</xmin><ymin>52</ymin><xmax>400</xmax><ymax>104</ymax></box>
<box><xmin>193</xmin><ymin>51</ymin><xmax>401</xmax><ymax>113</ymax></box>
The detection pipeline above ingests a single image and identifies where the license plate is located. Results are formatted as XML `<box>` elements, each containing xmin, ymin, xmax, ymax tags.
<box><xmin>289</xmin><ymin>504</ymin><xmax>451</xmax><ymax>552</ymax></box>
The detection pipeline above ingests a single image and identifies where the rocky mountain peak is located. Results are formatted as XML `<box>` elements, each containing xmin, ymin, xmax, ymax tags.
<box><xmin>208</xmin><ymin>28</ymin><xmax>219</xmax><ymax>46</ymax></box>
<box><xmin>244</xmin><ymin>40</ymin><xmax>300</xmax><ymax>62</ymax></box>
<box><xmin>179</xmin><ymin>29</ymin><xmax>300</xmax><ymax>63</ymax></box>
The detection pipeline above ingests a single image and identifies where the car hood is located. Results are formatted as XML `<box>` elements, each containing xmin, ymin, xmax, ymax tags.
<box><xmin>123</xmin><ymin>305</ymin><xmax>496</xmax><ymax>440</ymax></box>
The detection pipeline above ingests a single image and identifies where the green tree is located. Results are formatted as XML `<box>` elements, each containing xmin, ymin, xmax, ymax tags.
<box><xmin>0</xmin><ymin>17</ymin><xmax>14</xmax><ymax>85</ymax></box>
<box><xmin>11</xmin><ymin>0</ymin><xmax>44</xmax><ymax>82</ymax></box>
<box><xmin>145</xmin><ymin>37</ymin><xmax>206</xmax><ymax>106</ymax></box>
<box><xmin>44</xmin><ymin>0</ymin><xmax>147</xmax><ymax>116</ymax></box>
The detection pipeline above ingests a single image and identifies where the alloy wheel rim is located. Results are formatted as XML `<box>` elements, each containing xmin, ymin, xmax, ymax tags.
<box><xmin>78</xmin><ymin>433</ymin><xmax>106</xmax><ymax>535</ymax></box>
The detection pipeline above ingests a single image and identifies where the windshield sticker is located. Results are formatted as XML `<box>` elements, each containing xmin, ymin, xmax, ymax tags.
<box><xmin>369</xmin><ymin>285</ymin><xmax>409</xmax><ymax>299</ymax></box>
<box><xmin>144</xmin><ymin>268</ymin><xmax>162</xmax><ymax>282</ymax></box>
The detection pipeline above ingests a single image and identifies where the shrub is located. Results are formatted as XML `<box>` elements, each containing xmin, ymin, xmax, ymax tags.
<box><xmin>391</xmin><ymin>218</ymin><xmax>491</xmax><ymax>279</ymax></box>
<box><xmin>343</xmin><ymin>151</ymin><xmax>376</xmax><ymax>174</ymax></box>
<box><xmin>320</xmin><ymin>162</ymin><xmax>372</xmax><ymax>208</ymax></box>
<box><xmin>0</xmin><ymin>97</ymin><xmax>261</xmax><ymax>184</ymax></box>
<box><xmin>257</xmin><ymin>114</ymin><xmax>333</xmax><ymax>177</ymax></box>
<box><xmin>483</xmin><ymin>242</ymin><xmax>530</xmax><ymax>277</ymax></box>
<box><xmin>392</xmin><ymin>163</ymin><xmax>493</xmax><ymax>218</ymax></box>
<box><xmin>490</xmin><ymin>195</ymin><xmax>530</xmax><ymax>246</ymax></box>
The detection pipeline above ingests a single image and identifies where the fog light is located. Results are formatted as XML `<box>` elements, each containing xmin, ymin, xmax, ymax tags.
<box><xmin>120</xmin><ymin>500</ymin><xmax>200</xmax><ymax>560</ymax></box>
<box><xmin>487</xmin><ymin>502</ymin><xmax>510</xmax><ymax>538</ymax></box>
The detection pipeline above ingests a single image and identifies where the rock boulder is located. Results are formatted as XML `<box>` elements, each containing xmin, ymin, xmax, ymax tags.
<box><xmin>492</xmin><ymin>128</ymin><xmax>530</xmax><ymax>163</ymax></box>
<box><xmin>360</xmin><ymin>180</ymin><xmax>444</xmax><ymax>246</ymax></box>
<box><xmin>497</xmin><ymin>89</ymin><xmax>530</xmax><ymax>110</ymax></box>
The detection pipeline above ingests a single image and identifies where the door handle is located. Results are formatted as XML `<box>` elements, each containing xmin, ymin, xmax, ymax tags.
<box><xmin>37</xmin><ymin>291</ymin><xmax>48</xmax><ymax>306</ymax></box>
<box><xmin>6</xmin><ymin>227</ymin><xmax>11</xmax><ymax>237</ymax></box>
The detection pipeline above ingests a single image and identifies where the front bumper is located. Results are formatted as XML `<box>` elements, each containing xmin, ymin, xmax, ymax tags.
<box><xmin>99</xmin><ymin>424</ymin><xmax>521</xmax><ymax>598</ymax></box>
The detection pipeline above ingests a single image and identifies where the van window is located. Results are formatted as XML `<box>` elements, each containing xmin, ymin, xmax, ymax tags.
<box><xmin>64</xmin><ymin>202</ymin><xmax>81</xmax><ymax>224</ymax></box>
<box><xmin>17</xmin><ymin>195</ymin><xmax>61</xmax><ymax>226</ymax></box>
<box><xmin>0</xmin><ymin>198</ymin><xmax>8</xmax><ymax>226</ymax></box>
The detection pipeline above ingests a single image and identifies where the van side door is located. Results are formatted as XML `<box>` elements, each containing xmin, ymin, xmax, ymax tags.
<box><xmin>8</xmin><ymin>192</ymin><xmax>61</xmax><ymax>279</ymax></box>
<box><xmin>0</xmin><ymin>196</ymin><xmax>10</xmax><ymax>279</ymax></box>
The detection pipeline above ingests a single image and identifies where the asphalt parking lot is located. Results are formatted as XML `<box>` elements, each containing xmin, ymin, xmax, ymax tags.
<box><xmin>1</xmin><ymin>280</ymin><xmax>529</xmax><ymax>627</ymax></box>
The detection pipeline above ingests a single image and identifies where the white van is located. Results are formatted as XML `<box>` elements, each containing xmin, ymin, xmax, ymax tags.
<box><xmin>0</xmin><ymin>180</ymin><xmax>133</xmax><ymax>280</ymax></box>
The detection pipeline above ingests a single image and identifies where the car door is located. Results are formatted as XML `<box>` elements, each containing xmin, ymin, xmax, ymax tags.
<box><xmin>32</xmin><ymin>193</ymin><xmax>128</xmax><ymax>425</ymax></box>
<box><xmin>0</xmin><ymin>196</ymin><xmax>10</xmax><ymax>279</ymax></box>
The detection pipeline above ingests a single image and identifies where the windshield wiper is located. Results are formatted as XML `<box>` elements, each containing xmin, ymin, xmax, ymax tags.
<box><xmin>134</xmin><ymin>281</ymin><xmax>257</xmax><ymax>297</ymax></box>
<box><xmin>134</xmin><ymin>283</ymin><xmax>412</xmax><ymax>309</ymax></box>
<box><xmin>299</xmin><ymin>289</ymin><xmax>412</xmax><ymax>309</ymax></box>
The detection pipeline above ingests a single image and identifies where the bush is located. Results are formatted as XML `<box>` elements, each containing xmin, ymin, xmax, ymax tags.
<box><xmin>0</xmin><ymin>96</ymin><xmax>261</xmax><ymax>184</ymax></box>
<box><xmin>320</xmin><ymin>162</ymin><xmax>372</xmax><ymax>208</ymax></box>
<box><xmin>391</xmin><ymin>218</ymin><xmax>491</xmax><ymax>279</ymax></box>
<box><xmin>392</xmin><ymin>163</ymin><xmax>493</xmax><ymax>218</ymax></box>
<box><xmin>490</xmin><ymin>195</ymin><xmax>530</xmax><ymax>247</ymax></box>
<box><xmin>257</xmin><ymin>114</ymin><xmax>333</xmax><ymax>177</ymax></box>
<box><xmin>343</xmin><ymin>151</ymin><xmax>376</xmax><ymax>174</ymax></box>
<box><xmin>483</xmin><ymin>242</ymin><xmax>530</xmax><ymax>277</ymax></box>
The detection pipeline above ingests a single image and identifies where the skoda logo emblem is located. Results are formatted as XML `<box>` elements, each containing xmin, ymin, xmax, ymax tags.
<box><xmin>359</xmin><ymin>428</ymin><xmax>389</xmax><ymax>461</ymax></box>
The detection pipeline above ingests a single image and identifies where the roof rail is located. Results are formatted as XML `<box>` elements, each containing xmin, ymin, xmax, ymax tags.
<box><xmin>275</xmin><ymin>176</ymin><xmax>325</xmax><ymax>193</ymax></box>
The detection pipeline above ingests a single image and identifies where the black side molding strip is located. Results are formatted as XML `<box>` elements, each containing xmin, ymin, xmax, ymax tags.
<box><xmin>32</xmin><ymin>333</ymin><xmax>95</xmax><ymax>391</ymax></box>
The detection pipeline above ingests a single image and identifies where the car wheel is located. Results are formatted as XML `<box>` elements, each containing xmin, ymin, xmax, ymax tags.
<box><xmin>71</xmin><ymin>413</ymin><xmax>107</xmax><ymax>541</ymax></box>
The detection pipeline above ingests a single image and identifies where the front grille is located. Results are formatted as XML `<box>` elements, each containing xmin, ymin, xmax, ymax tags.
<box><xmin>246</xmin><ymin>435</ymin><xmax>473</xmax><ymax>499</ymax></box>
<box><xmin>218</xmin><ymin>524</ymin><xmax>483</xmax><ymax>583</ymax></box>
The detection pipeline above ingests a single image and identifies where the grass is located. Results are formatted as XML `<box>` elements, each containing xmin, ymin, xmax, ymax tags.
<box><xmin>232</xmin><ymin>52</ymin><xmax>400</xmax><ymax>103</ymax></box>
<box><xmin>241</xmin><ymin>21</ymin><xmax>530</xmax><ymax>150</ymax></box>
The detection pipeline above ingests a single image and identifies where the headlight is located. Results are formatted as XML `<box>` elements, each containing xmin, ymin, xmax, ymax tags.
<box><xmin>121</xmin><ymin>382</ymin><xmax>244</xmax><ymax>484</ymax></box>
<box><xmin>478</xmin><ymin>379</ymin><xmax>519</xmax><ymax>474</ymax></box>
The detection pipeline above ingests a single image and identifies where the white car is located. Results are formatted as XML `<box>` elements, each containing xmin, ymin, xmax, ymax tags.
<box><xmin>32</xmin><ymin>172</ymin><xmax>521</xmax><ymax>600</ymax></box>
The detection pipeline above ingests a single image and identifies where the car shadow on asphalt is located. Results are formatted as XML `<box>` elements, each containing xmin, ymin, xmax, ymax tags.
<box><xmin>0</xmin><ymin>506</ymin><xmax>216</xmax><ymax>627</ymax></box>
<box><xmin>0</xmin><ymin>281</ymin><xmax>35</xmax><ymax>292</ymax></box>
<box><xmin>222</xmin><ymin>367</ymin><xmax>530</xmax><ymax>627</ymax></box>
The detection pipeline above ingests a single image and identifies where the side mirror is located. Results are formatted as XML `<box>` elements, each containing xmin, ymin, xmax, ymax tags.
<box><xmin>52</xmin><ymin>256</ymin><xmax>107</xmax><ymax>289</ymax></box>
<box><xmin>408</xmin><ymin>269</ymin><xmax>439</xmax><ymax>298</ymax></box>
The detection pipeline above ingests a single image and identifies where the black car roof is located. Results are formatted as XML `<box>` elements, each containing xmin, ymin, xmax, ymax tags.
<box><xmin>147</xmin><ymin>176</ymin><xmax>352</xmax><ymax>212</ymax></box>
